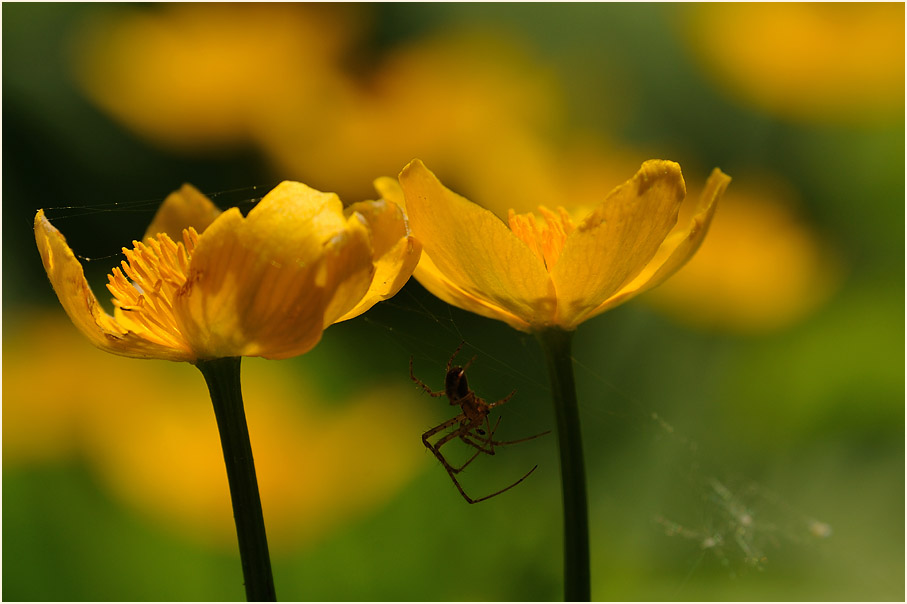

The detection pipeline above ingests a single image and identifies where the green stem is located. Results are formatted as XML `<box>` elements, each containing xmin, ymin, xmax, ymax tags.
<box><xmin>196</xmin><ymin>357</ymin><xmax>276</xmax><ymax>602</ymax></box>
<box><xmin>536</xmin><ymin>328</ymin><xmax>591</xmax><ymax>601</ymax></box>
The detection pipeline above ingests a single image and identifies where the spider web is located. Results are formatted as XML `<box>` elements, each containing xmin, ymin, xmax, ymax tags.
<box><xmin>39</xmin><ymin>184</ymin><xmax>272</xmax><ymax>264</ymax></box>
<box><xmin>648</xmin><ymin>412</ymin><xmax>834</xmax><ymax>578</ymax></box>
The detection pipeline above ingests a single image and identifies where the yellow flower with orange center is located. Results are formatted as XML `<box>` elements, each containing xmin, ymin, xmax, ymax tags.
<box><xmin>34</xmin><ymin>181</ymin><xmax>421</xmax><ymax>363</ymax></box>
<box><xmin>392</xmin><ymin>159</ymin><xmax>729</xmax><ymax>332</ymax></box>
<box><xmin>33</xmin><ymin>176</ymin><xmax>424</xmax><ymax>600</ymax></box>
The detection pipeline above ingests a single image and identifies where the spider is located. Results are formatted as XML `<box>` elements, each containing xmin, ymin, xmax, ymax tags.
<box><xmin>410</xmin><ymin>343</ymin><xmax>549</xmax><ymax>504</ymax></box>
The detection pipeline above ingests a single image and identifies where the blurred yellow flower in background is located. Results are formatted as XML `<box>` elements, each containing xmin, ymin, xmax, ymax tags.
<box><xmin>67</xmin><ymin>5</ymin><xmax>651</xmax><ymax>224</ymax></box>
<box><xmin>257</xmin><ymin>29</ymin><xmax>564</xmax><ymax>201</ymax></box>
<box><xmin>396</xmin><ymin>159</ymin><xmax>730</xmax><ymax>332</ymax></box>
<box><xmin>71</xmin><ymin>5</ymin><xmax>568</xmax><ymax>202</ymax></box>
<box><xmin>684</xmin><ymin>3</ymin><xmax>905</xmax><ymax>123</ymax></box>
<box><xmin>2</xmin><ymin>310</ymin><xmax>428</xmax><ymax>552</ymax></box>
<box><xmin>2</xmin><ymin>313</ymin><xmax>92</xmax><ymax>465</ymax></box>
<box><xmin>452</xmin><ymin>137</ymin><xmax>653</xmax><ymax>220</ymax></box>
<box><xmin>35</xmin><ymin>181</ymin><xmax>419</xmax><ymax>362</ymax></box>
<box><xmin>646</xmin><ymin>177</ymin><xmax>842</xmax><ymax>333</ymax></box>
<box><xmin>71</xmin><ymin>3</ymin><xmax>357</xmax><ymax>151</ymax></box>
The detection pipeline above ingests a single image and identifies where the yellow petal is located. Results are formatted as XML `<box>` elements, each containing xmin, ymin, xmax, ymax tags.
<box><xmin>373</xmin><ymin>176</ymin><xmax>406</xmax><ymax>210</ymax></box>
<box><xmin>344</xmin><ymin>199</ymin><xmax>406</xmax><ymax>261</ymax></box>
<box><xmin>246</xmin><ymin>182</ymin><xmax>376</xmax><ymax>332</ymax></box>
<box><xmin>318</xmin><ymin>221</ymin><xmax>379</xmax><ymax>329</ymax></box>
<box><xmin>400</xmin><ymin>159</ymin><xmax>556</xmax><ymax>327</ymax></box>
<box><xmin>580</xmin><ymin>168</ymin><xmax>731</xmax><ymax>323</ymax></box>
<box><xmin>552</xmin><ymin>160</ymin><xmax>686</xmax><ymax>328</ymax></box>
<box><xmin>336</xmin><ymin>199</ymin><xmax>422</xmax><ymax>322</ymax></box>
<box><xmin>372</xmin><ymin>174</ymin><xmax>527</xmax><ymax>327</ymax></box>
<box><xmin>174</xmin><ymin>182</ymin><xmax>374</xmax><ymax>360</ymax></box>
<box><xmin>412</xmin><ymin>253</ymin><xmax>533</xmax><ymax>331</ymax></box>
<box><xmin>143</xmin><ymin>184</ymin><xmax>222</xmax><ymax>240</ymax></box>
<box><xmin>34</xmin><ymin>210</ymin><xmax>194</xmax><ymax>361</ymax></box>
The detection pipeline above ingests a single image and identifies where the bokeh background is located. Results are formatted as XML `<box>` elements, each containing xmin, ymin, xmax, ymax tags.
<box><xmin>3</xmin><ymin>3</ymin><xmax>904</xmax><ymax>601</ymax></box>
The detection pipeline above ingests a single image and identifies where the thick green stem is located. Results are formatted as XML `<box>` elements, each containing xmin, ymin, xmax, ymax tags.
<box><xmin>196</xmin><ymin>357</ymin><xmax>276</xmax><ymax>602</ymax></box>
<box><xmin>536</xmin><ymin>328</ymin><xmax>590</xmax><ymax>601</ymax></box>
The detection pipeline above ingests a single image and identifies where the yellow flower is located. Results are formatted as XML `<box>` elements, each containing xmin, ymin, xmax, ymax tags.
<box><xmin>684</xmin><ymin>3</ymin><xmax>904</xmax><ymax>124</ymax></box>
<box><xmin>394</xmin><ymin>159</ymin><xmax>729</xmax><ymax>332</ymax></box>
<box><xmin>34</xmin><ymin>181</ymin><xmax>420</xmax><ymax>362</ymax></box>
<box><xmin>71</xmin><ymin>3</ymin><xmax>357</xmax><ymax>150</ymax></box>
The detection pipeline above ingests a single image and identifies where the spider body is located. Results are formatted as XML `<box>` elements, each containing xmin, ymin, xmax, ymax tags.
<box><xmin>444</xmin><ymin>364</ymin><xmax>487</xmax><ymax>431</ymax></box>
<box><xmin>410</xmin><ymin>343</ymin><xmax>549</xmax><ymax>504</ymax></box>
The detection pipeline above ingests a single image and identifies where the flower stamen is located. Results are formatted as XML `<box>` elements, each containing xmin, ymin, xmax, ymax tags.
<box><xmin>106</xmin><ymin>230</ymin><xmax>195</xmax><ymax>349</ymax></box>
<box><xmin>508</xmin><ymin>206</ymin><xmax>575</xmax><ymax>271</ymax></box>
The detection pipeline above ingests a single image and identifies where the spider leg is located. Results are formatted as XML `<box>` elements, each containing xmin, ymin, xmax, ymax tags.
<box><xmin>448</xmin><ymin>445</ymin><xmax>485</xmax><ymax>474</ymax></box>
<box><xmin>489</xmin><ymin>429</ymin><xmax>552</xmax><ymax>447</ymax></box>
<box><xmin>428</xmin><ymin>416</ymin><xmax>480</xmax><ymax>454</ymax></box>
<box><xmin>459</xmin><ymin>432</ymin><xmax>495</xmax><ymax>455</ymax></box>
<box><xmin>425</xmin><ymin>416</ymin><xmax>542</xmax><ymax>504</ymax></box>
<box><xmin>439</xmin><ymin>464</ymin><xmax>482</xmax><ymax>504</ymax></box>
<box><xmin>487</xmin><ymin>389</ymin><xmax>517</xmax><ymax>409</ymax></box>
<box><xmin>421</xmin><ymin>414</ymin><xmax>466</xmax><ymax>447</ymax></box>
<box><xmin>459</xmin><ymin>415</ymin><xmax>501</xmax><ymax>455</ymax></box>
<box><xmin>410</xmin><ymin>356</ymin><xmax>445</xmax><ymax>397</ymax></box>
<box><xmin>445</xmin><ymin>342</ymin><xmax>467</xmax><ymax>373</ymax></box>
<box><xmin>433</xmin><ymin>451</ymin><xmax>540</xmax><ymax>504</ymax></box>
<box><xmin>426</xmin><ymin>417</ymin><xmax>489</xmax><ymax>474</ymax></box>
<box><xmin>449</xmin><ymin>417</ymin><xmax>499</xmax><ymax>472</ymax></box>
<box><xmin>487</xmin><ymin>414</ymin><xmax>502</xmax><ymax>436</ymax></box>
<box><xmin>467</xmin><ymin>465</ymin><xmax>540</xmax><ymax>504</ymax></box>
<box><xmin>457</xmin><ymin>418</ymin><xmax>551</xmax><ymax>472</ymax></box>
<box><xmin>465</xmin><ymin>413</ymin><xmax>550</xmax><ymax>448</ymax></box>
<box><xmin>424</xmin><ymin>417</ymin><xmax>473</xmax><ymax>467</ymax></box>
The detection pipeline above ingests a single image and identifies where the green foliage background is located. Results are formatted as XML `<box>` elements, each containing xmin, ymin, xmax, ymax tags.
<box><xmin>3</xmin><ymin>3</ymin><xmax>903</xmax><ymax>601</ymax></box>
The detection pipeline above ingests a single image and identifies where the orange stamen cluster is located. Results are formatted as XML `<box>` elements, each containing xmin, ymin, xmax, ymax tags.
<box><xmin>508</xmin><ymin>206</ymin><xmax>575</xmax><ymax>271</ymax></box>
<box><xmin>106</xmin><ymin>228</ymin><xmax>198</xmax><ymax>349</ymax></box>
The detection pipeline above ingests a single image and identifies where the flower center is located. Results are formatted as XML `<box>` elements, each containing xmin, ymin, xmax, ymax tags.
<box><xmin>106</xmin><ymin>228</ymin><xmax>198</xmax><ymax>348</ymax></box>
<box><xmin>508</xmin><ymin>206</ymin><xmax>575</xmax><ymax>271</ymax></box>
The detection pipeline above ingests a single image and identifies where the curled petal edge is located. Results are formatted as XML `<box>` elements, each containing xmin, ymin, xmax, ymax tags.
<box><xmin>34</xmin><ymin>210</ymin><xmax>195</xmax><ymax>361</ymax></box>
<box><xmin>551</xmin><ymin>160</ymin><xmax>686</xmax><ymax>328</ymax></box>
<box><xmin>566</xmin><ymin>167</ymin><xmax>731</xmax><ymax>329</ymax></box>
<box><xmin>335</xmin><ymin>234</ymin><xmax>422</xmax><ymax>323</ymax></box>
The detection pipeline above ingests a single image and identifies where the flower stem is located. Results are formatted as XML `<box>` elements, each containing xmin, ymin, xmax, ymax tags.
<box><xmin>535</xmin><ymin>328</ymin><xmax>590</xmax><ymax>601</ymax></box>
<box><xmin>196</xmin><ymin>357</ymin><xmax>276</xmax><ymax>602</ymax></box>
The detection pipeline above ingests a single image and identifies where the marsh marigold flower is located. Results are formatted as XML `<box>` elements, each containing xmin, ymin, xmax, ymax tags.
<box><xmin>394</xmin><ymin>159</ymin><xmax>729</xmax><ymax>332</ymax></box>
<box><xmin>684</xmin><ymin>3</ymin><xmax>904</xmax><ymax>123</ymax></box>
<box><xmin>34</xmin><ymin>181</ymin><xmax>420</xmax><ymax>363</ymax></box>
<box><xmin>71</xmin><ymin>3</ymin><xmax>357</xmax><ymax>150</ymax></box>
